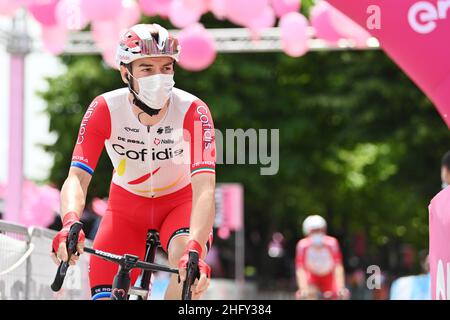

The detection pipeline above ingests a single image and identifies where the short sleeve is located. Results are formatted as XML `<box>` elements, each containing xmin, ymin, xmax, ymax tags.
<box><xmin>71</xmin><ymin>96</ymin><xmax>111</xmax><ymax>175</ymax></box>
<box><xmin>330</xmin><ymin>238</ymin><xmax>343</xmax><ymax>264</ymax></box>
<box><xmin>183</xmin><ymin>100</ymin><xmax>216</xmax><ymax>177</ymax></box>
<box><xmin>295</xmin><ymin>241</ymin><xmax>305</xmax><ymax>269</ymax></box>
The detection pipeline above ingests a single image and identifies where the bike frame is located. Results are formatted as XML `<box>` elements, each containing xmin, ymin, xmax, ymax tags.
<box><xmin>128</xmin><ymin>229</ymin><xmax>160</xmax><ymax>300</ymax></box>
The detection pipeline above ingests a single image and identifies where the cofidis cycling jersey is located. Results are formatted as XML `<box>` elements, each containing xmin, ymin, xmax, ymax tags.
<box><xmin>71</xmin><ymin>87</ymin><xmax>216</xmax><ymax>198</ymax></box>
<box><xmin>295</xmin><ymin>236</ymin><xmax>342</xmax><ymax>276</ymax></box>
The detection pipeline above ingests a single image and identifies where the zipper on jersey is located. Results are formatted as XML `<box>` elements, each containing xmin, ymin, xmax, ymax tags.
<box><xmin>147</xmin><ymin>125</ymin><xmax>155</xmax><ymax>198</ymax></box>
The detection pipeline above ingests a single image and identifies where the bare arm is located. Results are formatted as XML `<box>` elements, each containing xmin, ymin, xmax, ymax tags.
<box><xmin>296</xmin><ymin>267</ymin><xmax>309</xmax><ymax>292</ymax></box>
<box><xmin>189</xmin><ymin>173</ymin><xmax>215</xmax><ymax>259</ymax></box>
<box><xmin>60</xmin><ymin>167</ymin><xmax>92</xmax><ymax>220</ymax></box>
<box><xmin>52</xmin><ymin>167</ymin><xmax>92</xmax><ymax>264</ymax></box>
<box><xmin>334</xmin><ymin>263</ymin><xmax>346</xmax><ymax>290</ymax></box>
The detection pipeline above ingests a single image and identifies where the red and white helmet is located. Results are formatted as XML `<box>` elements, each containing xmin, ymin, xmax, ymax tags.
<box><xmin>116</xmin><ymin>24</ymin><xmax>180</xmax><ymax>67</ymax></box>
<box><xmin>302</xmin><ymin>215</ymin><xmax>327</xmax><ymax>236</ymax></box>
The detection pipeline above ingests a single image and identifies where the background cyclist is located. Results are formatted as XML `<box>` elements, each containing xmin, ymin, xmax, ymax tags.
<box><xmin>295</xmin><ymin>215</ymin><xmax>349</xmax><ymax>300</ymax></box>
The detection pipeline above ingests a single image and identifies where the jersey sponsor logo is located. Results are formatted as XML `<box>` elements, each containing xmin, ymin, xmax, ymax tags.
<box><xmin>94</xmin><ymin>249</ymin><xmax>122</xmax><ymax>260</ymax></box>
<box><xmin>72</xmin><ymin>155</ymin><xmax>88</xmax><ymax>163</ymax></box>
<box><xmin>196</xmin><ymin>105</ymin><xmax>214</xmax><ymax>149</ymax></box>
<box><xmin>118</xmin><ymin>136</ymin><xmax>144</xmax><ymax>145</ymax></box>
<box><xmin>408</xmin><ymin>0</ymin><xmax>450</xmax><ymax>34</ymax></box>
<box><xmin>77</xmin><ymin>100</ymin><xmax>99</xmax><ymax>144</ymax></box>
<box><xmin>157</xmin><ymin>127</ymin><xmax>164</xmax><ymax>134</ymax></box>
<box><xmin>165</xmin><ymin>126</ymin><xmax>173</xmax><ymax>134</ymax></box>
<box><xmin>124</xmin><ymin>127</ymin><xmax>139</xmax><ymax>133</ymax></box>
<box><xmin>192</xmin><ymin>161</ymin><xmax>215</xmax><ymax>168</ymax></box>
<box><xmin>112</xmin><ymin>143</ymin><xmax>183</xmax><ymax>161</ymax></box>
<box><xmin>154</xmin><ymin>138</ymin><xmax>174</xmax><ymax>146</ymax></box>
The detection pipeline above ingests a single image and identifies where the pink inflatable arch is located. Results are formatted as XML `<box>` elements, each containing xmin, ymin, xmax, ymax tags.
<box><xmin>327</xmin><ymin>0</ymin><xmax>450</xmax><ymax>128</ymax></box>
<box><xmin>428</xmin><ymin>187</ymin><xmax>450</xmax><ymax>300</ymax></box>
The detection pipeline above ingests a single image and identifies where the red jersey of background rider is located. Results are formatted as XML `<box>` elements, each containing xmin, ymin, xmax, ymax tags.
<box><xmin>295</xmin><ymin>235</ymin><xmax>342</xmax><ymax>277</ymax></box>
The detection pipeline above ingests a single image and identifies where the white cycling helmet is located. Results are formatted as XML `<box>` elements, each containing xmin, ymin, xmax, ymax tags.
<box><xmin>116</xmin><ymin>23</ymin><xmax>181</xmax><ymax>67</ymax></box>
<box><xmin>302</xmin><ymin>215</ymin><xmax>327</xmax><ymax>236</ymax></box>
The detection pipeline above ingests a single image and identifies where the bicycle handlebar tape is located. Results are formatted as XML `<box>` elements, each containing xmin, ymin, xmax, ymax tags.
<box><xmin>51</xmin><ymin>222</ymin><xmax>83</xmax><ymax>292</ymax></box>
<box><xmin>182</xmin><ymin>251</ymin><xmax>200</xmax><ymax>300</ymax></box>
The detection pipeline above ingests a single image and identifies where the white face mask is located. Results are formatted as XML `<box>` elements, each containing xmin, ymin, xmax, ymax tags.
<box><xmin>310</xmin><ymin>233</ymin><xmax>324</xmax><ymax>246</ymax></box>
<box><xmin>129</xmin><ymin>73</ymin><xmax>175</xmax><ymax>110</ymax></box>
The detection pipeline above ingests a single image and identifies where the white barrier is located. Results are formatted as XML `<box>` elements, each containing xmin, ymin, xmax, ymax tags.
<box><xmin>0</xmin><ymin>220</ymin><xmax>92</xmax><ymax>300</ymax></box>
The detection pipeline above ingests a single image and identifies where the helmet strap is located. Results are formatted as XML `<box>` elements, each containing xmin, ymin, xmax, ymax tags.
<box><xmin>125</xmin><ymin>64</ymin><xmax>161</xmax><ymax>117</ymax></box>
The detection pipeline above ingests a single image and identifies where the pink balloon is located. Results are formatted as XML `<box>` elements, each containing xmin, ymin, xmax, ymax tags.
<box><xmin>185</xmin><ymin>0</ymin><xmax>208</xmax><ymax>13</ymax></box>
<box><xmin>178</xmin><ymin>23</ymin><xmax>216</xmax><ymax>71</ymax></box>
<box><xmin>19</xmin><ymin>0</ymin><xmax>36</xmax><ymax>6</ymax></box>
<box><xmin>271</xmin><ymin>0</ymin><xmax>300</xmax><ymax>18</ymax></box>
<box><xmin>92</xmin><ymin>1</ymin><xmax>139</xmax><ymax>55</ymax></box>
<box><xmin>41</xmin><ymin>24</ymin><xmax>67</xmax><ymax>54</ymax></box>
<box><xmin>117</xmin><ymin>0</ymin><xmax>141</xmax><ymax>28</ymax></box>
<box><xmin>28</xmin><ymin>0</ymin><xmax>59</xmax><ymax>26</ymax></box>
<box><xmin>310</xmin><ymin>1</ymin><xmax>344</xmax><ymax>43</ymax></box>
<box><xmin>0</xmin><ymin>0</ymin><xmax>22</xmax><ymax>16</ymax></box>
<box><xmin>139</xmin><ymin>0</ymin><xmax>171</xmax><ymax>17</ymax></box>
<box><xmin>38</xmin><ymin>185</ymin><xmax>61</xmax><ymax>214</ymax></box>
<box><xmin>224</xmin><ymin>0</ymin><xmax>269</xmax><ymax>27</ymax></box>
<box><xmin>217</xmin><ymin>227</ymin><xmax>230</xmax><ymax>239</ymax></box>
<box><xmin>279</xmin><ymin>12</ymin><xmax>308</xmax><ymax>57</ymax></box>
<box><xmin>20</xmin><ymin>181</ymin><xmax>40</xmax><ymax>227</ymax></box>
<box><xmin>23</xmin><ymin>180</ymin><xmax>39</xmax><ymax>197</ymax></box>
<box><xmin>19</xmin><ymin>182</ymin><xmax>59</xmax><ymax>228</ymax></box>
<box><xmin>102</xmin><ymin>47</ymin><xmax>119</xmax><ymax>69</ymax></box>
<box><xmin>55</xmin><ymin>0</ymin><xmax>90</xmax><ymax>31</ymax></box>
<box><xmin>248</xmin><ymin>5</ymin><xmax>276</xmax><ymax>37</ymax></box>
<box><xmin>329</xmin><ymin>8</ymin><xmax>371</xmax><ymax>47</ymax></box>
<box><xmin>92</xmin><ymin>20</ymin><xmax>122</xmax><ymax>51</ymax></box>
<box><xmin>17</xmin><ymin>0</ymin><xmax>39</xmax><ymax>8</ymax></box>
<box><xmin>209</xmin><ymin>0</ymin><xmax>226</xmax><ymax>20</ymax></box>
<box><xmin>138</xmin><ymin>0</ymin><xmax>157</xmax><ymax>15</ymax></box>
<box><xmin>92</xmin><ymin>197</ymin><xmax>108</xmax><ymax>217</ymax></box>
<box><xmin>80</xmin><ymin>0</ymin><xmax>122</xmax><ymax>21</ymax></box>
<box><xmin>169</xmin><ymin>0</ymin><xmax>203</xmax><ymax>29</ymax></box>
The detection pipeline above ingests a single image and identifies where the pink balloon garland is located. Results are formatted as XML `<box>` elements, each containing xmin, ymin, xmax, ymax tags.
<box><xmin>279</xmin><ymin>12</ymin><xmax>309</xmax><ymax>57</ymax></box>
<box><xmin>178</xmin><ymin>23</ymin><xmax>217</xmax><ymax>71</ymax></box>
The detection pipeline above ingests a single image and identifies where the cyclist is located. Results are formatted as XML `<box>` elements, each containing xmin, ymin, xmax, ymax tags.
<box><xmin>51</xmin><ymin>23</ymin><xmax>216</xmax><ymax>300</ymax></box>
<box><xmin>295</xmin><ymin>215</ymin><xmax>349</xmax><ymax>300</ymax></box>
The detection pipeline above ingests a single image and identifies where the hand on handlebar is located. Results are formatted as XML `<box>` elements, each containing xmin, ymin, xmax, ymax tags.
<box><xmin>178</xmin><ymin>240</ymin><xmax>211</xmax><ymax>299</ymax></box>
<box><xmin>51</xmin><ymin>212</ymin><xmax>85</xmax><ymax>266</ymax></box>
<box><xmin>295</xmin><ymin>288</ymin><xmax>315</xmax><ymax>300</ymax></box>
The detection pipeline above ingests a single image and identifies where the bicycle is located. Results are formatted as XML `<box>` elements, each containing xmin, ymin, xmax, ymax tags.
<box><xmin>50</xmin><ymin>222</ymin><xmax>200</xmax><ymax>300</ymax></box>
